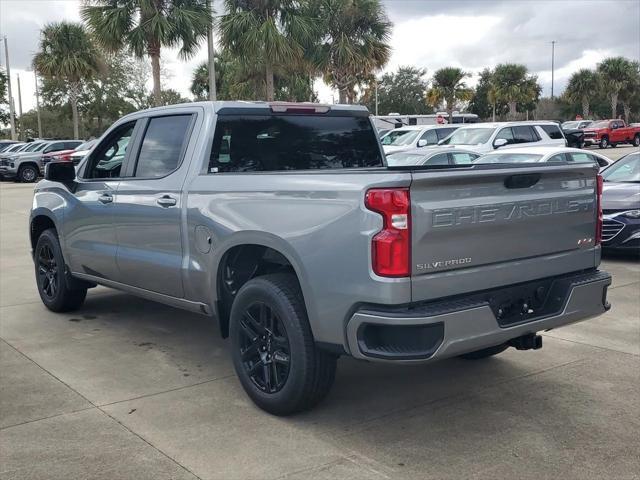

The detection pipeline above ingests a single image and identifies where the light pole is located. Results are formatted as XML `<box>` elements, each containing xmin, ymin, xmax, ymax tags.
<box><xmin>16</xmin><ymin>73</ymin><xmax>23</xmax><ymax>140</ymax></box>
<box><xmin>35</xmin><ymin>72</ymin><xmax>42</xmax><ymax>138</ymax></box>
<box><xmin>3</xmin><ymin>36</ymin><xmax>17</xmax><ymax>140</ymax></box>
<box><xmin>551</xmin><ymin>40</ymin><xmax>556</xmax><ymax>99</ymax></box>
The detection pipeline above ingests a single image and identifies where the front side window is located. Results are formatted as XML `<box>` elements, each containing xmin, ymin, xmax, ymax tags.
<box><xmin>134</xmin><ymin>115</ymin><xmax>192</xmax><ymax>178</ymax></box>
<box><xmin>209</xmin><ymin>114</ymin><xmax>383</xmax><ymax>172</ymax></box>
<box><xmin>513</xmin><ymin>126</ymin><xmax>539</xmax><ymax>143</ymax></box>
<box><xmin>419</xmin><ymin>129</ymin><xmax>438</xmax><ymax>145</ymax></box>
<box><xmin>495</xmin><ymin>127</ymin><xmax>514</xmax><ymax>144</ymax></box>
<box><xmin>381</xmin><ymin>129</ymin><xmax>421</xmax><ymax>146</ymax></box>
<box><xmin>84</xmin><ymin>122</ymin><xmax>135</xmax><ymax>179</ymax></box>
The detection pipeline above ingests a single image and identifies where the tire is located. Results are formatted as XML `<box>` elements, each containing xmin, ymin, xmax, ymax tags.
<box><xmin>18</xmin><ymin>164</ymin><xmax>38</xmax><ymax>183</ymax></box>
<box><xmin>634</xmin><ymin>135</ymin><xmax>640</xmax><ymax>147</ymax></box>
<box><xmin>610</xmin><ymin>142</ymin><xmax>617</xmax><ymax>148</ymax></box>
<box><xmin>460</xmin><ymin>343</ymin><xmax>509</xmax><ymax>360</ymax></box>
<box><xmin>599</xmin><ymin>137</ymin><xmax>609</xmax><ymax>149</ymax></box>
<box><xmin>35</xmin><ymin>229</ymin><xmax>87</xmax><ymax>312</ymax></box>
<box><xmin>229</xmin><ymin>273</ymin><xmax>337</xmax><ymax>415</ymax></box>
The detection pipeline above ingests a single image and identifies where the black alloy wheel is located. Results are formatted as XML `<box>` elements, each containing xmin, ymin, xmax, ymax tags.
<box><xmin>238</xmin><ymin>301</ymin><xmax>290</xmax><ymax>393</ymax></box>
<box><xmin>37</xmin><ymin>243</ymin><xmax>58</xmax><ymax>300</ymax></box>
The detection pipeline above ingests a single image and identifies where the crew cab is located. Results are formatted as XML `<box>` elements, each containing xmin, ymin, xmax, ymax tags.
<box><xmin>31</xmin><ymin>102</ymin><xmax>611</xmax><ymax>415</ymax></box>
<box><xmin>582</xmin><ymin>119</ymin><xmax>640</xmax><ymax>149</ymax></box>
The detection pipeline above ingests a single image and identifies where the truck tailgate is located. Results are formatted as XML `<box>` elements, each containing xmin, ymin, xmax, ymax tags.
<box><xmin>410</xmin><ymin>164</ymin><xmax>599</xmax><ymax>302</ymax></box>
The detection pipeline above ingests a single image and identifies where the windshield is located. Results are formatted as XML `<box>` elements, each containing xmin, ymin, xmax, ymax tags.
<box><xmin>386</xmin><ymin>152</ymin><xmax>427</xmax><ymax>166</ymax></box>
<box><xmin>563</xmin><ymin>121</ymin><xmax>578</xmax><ymax>129</ymax></box>
<box><xmin>381</xmin><ymin>129</ymin><xmax>421</xmax><ymax>146</ymax></box>
<box><xmin>588</xmin><ymin>121</ymin><xmax>609</xmax><ymax>129</ymax></box>
<box><xmin>75</xmin><ymin>140</ymin><xmax>95</xmax><ymax>151</ymax></box>
<box><xmin>602</xmin><ymin>153</ymin><xmax>640</xmax><ymax>182</ymax></box>
<box><xmin>441</xmin><ymin>128</ymin><xmax>494</xmax><ymax>145</ymax></box>
<box><xmin>475</xmin><ymin>153</ymin><xmax>543</xmax><ymax>164</ymax></box>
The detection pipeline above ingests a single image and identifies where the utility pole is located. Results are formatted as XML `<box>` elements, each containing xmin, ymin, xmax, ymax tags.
<box><xmin>551</xmin><ymin>40</ymin><xmax>556</xmax><ymax>99</ymax></box>
<box><xmin>35</xmin><ymin>72</ymin><xmax>42</xmax><ymax>138</ymax></box>
<box><xmin>16</xmin><ymin>73</ymin><xmax>23</xmax><ymax>140</ymax></box>
<box><xmin>3</xmin><ymin>36</ymin><xmax>17</xmax><ymax>140</ymax></box>
<box><xmin>207</xmin><ymin>0</ymin><xmax>217</xmax><ymax>101</ymax></box>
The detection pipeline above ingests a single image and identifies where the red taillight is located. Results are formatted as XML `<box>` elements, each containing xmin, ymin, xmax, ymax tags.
<box><xmin>596</xmin><ymin>173</ymin><xmax>603</xmax><ymax>245</ymax></box>
<box><xmin>365</xmin><ymin>188</ymin><xmax>411</xmax><ymax>277</ymax></box>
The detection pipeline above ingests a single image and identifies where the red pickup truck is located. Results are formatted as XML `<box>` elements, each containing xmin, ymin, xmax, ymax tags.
<box><xmin>582</xmin><ymin>119</ymin><xmax>640</xmax><ymax>149</ymax></box>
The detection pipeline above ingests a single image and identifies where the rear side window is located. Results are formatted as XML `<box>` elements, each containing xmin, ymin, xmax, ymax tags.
<box><xmin>425</xmin><ymin>153</ymin><xmax>449</xmax><ymax>165</ymax></box>
<box><xmin>541</xmin><ymin>124</ymin><xmax>564</xmax><ymax>139</ymax></box>
<box><xmin>568</xmin><ymin>152</ymin><xmax>597</xmax><ymax>164</ymax></box>
<box><xmin>134</xmin><ymin>115</ymin><xmax>192</xmax><ymax>178</ymax></box>
<box><xmin>451</xmin><ymin>152</ymin><xmax>477</xmax><ymax>164</ymax></box>
<box><xmin>209</xmin><ymin>114</ymin><xmax>383</xmax><ymax>172</ymax></box>
<box><xmin>513</xmin><ymin>126</ymin><xmax>540</xmax><ymax>143</ymax></box>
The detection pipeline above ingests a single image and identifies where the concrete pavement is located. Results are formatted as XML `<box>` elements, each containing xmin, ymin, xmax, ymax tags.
<box><xmin>1</xmin><ymin>152</ymin><xmax>639</xmax><ymax>479</ymax></box>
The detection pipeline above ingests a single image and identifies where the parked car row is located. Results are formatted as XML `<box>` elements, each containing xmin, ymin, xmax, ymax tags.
<box><xmin>0</xmin><ymin>139</ymin><xmax>96</xmax><ymax>182</ymax></box>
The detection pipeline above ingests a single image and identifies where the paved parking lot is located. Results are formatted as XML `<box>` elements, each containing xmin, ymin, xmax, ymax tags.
<box><xmin>1</xmin><ymin>147</ymin><xmax>639</xmax><ymax>480</ymax></box>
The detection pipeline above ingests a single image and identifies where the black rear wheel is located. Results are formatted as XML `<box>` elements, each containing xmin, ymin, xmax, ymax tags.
<box><xmin>229</xmin><ymin>274</ymin><xmax>336</xmax><ymax>415</ymax></box>
<box><xmin>35</xmin><ymin>229</ymin><xmax>86</xmax><ymax>312</ymax></box>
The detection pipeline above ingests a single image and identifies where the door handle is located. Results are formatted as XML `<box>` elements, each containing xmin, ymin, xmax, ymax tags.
<box><xmin>156</xmin><ymin>195</ymin><xmax>177</xmax><ymax>207</ymax></box>
<box><xmin>98</xmin><ymin>193</ymin><xmax>113</xmax><ymax>204</ymax></box>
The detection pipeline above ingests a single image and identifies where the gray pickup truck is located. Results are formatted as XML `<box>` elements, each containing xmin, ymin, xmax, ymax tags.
<box><xmin>30</xmin><ymin>102</ymin><xmax>611</xmax><ymax>415</ymax></box>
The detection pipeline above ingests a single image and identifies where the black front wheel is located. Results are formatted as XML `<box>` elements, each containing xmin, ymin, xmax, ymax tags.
<box><xmin>633</xmin><ymin>135</ymin><xmax>640</xmax><ymax>147</ymax></box>
<box><xmin>35</xmin><ymin>229</ymin><xmax>86</xmax><ymax>312</ymax></box>
<box><xmin>229</xmin><ymin>274</ymin><xmax>336</xmax><ymax>415</ymax></box>
<box><xmin>599</xmin><ymin>137</ymin><xmax>609</xmax><ymax>149</ymax></box>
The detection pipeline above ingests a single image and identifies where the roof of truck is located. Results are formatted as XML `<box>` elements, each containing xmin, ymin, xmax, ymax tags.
<box><xmin>134</xmin><ymin>101</ymin><xmax>370</xmax><ymax>115</ymax></box>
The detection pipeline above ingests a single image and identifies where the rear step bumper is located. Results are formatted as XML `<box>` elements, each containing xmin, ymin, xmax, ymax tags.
<box><xmin>346</xmin><ymin>270</ymin><xmax>611</xmax><ymax>363</ymax></box>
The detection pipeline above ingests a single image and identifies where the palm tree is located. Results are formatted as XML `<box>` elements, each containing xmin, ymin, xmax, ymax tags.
<box><xmin>82</xmin><ymin>0</ymin><xmax>211</xmax><ymax>107</ymax></box>
<box><xmin>219</xmin><ymin>0</ymin><xmax>317</xmax><ymax>102</ymax></box>
<box><xmin>33</xmin><ymin>22</ymin><xmax>103</xmax><ymax>139</ymax></box>
<box><xmin>597</xmin><ymin>56</ymin><xmax>635</xmax><ymax>119</ymax></box>
<box><xmin>619</xmin><ymin>61</ymin><xmax>640</xmax><ymax>122</ymax></box>
<box><xmin>565</xmin><ymin>69</ymin><xmax>599</xmax><ymax>119</ymax></box>
<box><xmin>313</xmin><ymin>0</ymin><xmax>391</xmax><ymax>104</ymax></box>
<box><xmin>492</xmin><ymin>63</ymin><xmax>540</xmax><ymax>119</ymax></box>
<box><xmin>426</xmin><ymin>67</ymin><xmax>473</xmax><ymax>122</ymax></box>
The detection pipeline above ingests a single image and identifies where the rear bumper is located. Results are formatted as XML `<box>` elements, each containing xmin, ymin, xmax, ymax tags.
<box><xmin>345</xmin><ymin>270</ymin><xmax>611</xmax><ymax>363</ymax></box>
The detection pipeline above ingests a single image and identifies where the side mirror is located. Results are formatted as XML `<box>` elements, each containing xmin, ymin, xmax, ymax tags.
<box><xmin>494</xmin><ymin>138</ymin><xmax>508</xmax><ymax>149</ymax></box>
<box><xmin>45</xmin><ymin>161</ymin><xmax>76</xmax><ymax>183</ymax></box>
<box><xmin>417</xmin><ymin>139</ymin><xmax>428</xmax><ymax>147</ymax></box>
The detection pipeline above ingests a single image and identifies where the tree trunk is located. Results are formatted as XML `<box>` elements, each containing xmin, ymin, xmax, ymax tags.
<box><xmin>508</xmin><ymin>101</ymin><xmax>517</xmax><ymax>119</ymax></box>
<box><xmin>492</xmin><ymin>103</ymin><xmax>496</xmax><ymax>122</ymax></box>
<box><xmin>610</xmin><ymin>93</ymin><xmax>618</xmax><ymax>119</ymax></box>
<box><xmin>265</xmin><ymin>63</ymin><xmax>275</xmax><ymax>101</ymax></box>
<box><xmin>149</xmin><ymin>45</ymin><xmax>162</xmax><ymax>107</ymax></box>
<box><xmin>581</xmin><ymin>96</ymin><xmax>589</xmax><ymax>119</ymax></box>
<box><xmin>622</xmin><ymin>102</ymin><xmax>631</xmax><ymax>123</ymax></box>
<box><xmin>338</xmin><ymin>88</ymin><xmax>347</xmax><ymax>104</ymax></box>
<box><xmin>69</xmin><ymin>82</ymin><xmax>80</xmax><ymax>139</ymax></box>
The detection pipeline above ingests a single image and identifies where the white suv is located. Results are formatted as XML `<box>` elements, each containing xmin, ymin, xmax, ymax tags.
<box><xmin>381</xmin><ymin>125</ymin><xmax>459</xmax><ymax>154</ymax></box>
<box><xmin>438</xmin><ymin>122</ymin><xmax>566</xmax><ymax>154</ymax></box>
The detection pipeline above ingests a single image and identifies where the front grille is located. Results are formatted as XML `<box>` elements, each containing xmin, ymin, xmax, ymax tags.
<box><xmin>584</xmin><ymin>132</ymin><xmax>596</xmax><ymax>138</ymax></box>
<box><xmin>602</xmin><ymin>218</ymin><xmax>625</xmax><ymax>242</ymax></box>
<box><xmin>0</xmin><ymin>159</ymin><xmax>9</xmax><ymax>166</ymax></box>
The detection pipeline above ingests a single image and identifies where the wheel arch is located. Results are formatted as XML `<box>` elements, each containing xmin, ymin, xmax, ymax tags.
<box><xmin>212</xmin><ymin>234</ymin><xmax>312</xmax><ymax>339</ymax></box>
<box><xmin>30</xmin><ymin>210</ymin><xmax>59</xmax><ymax>252</ymax></box>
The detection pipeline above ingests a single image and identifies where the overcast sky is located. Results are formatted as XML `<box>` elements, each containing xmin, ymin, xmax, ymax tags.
<box><xmin>1</xmin><ymin>0</ymin><xmax>639</xmax><ymax>113</ymax></box>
